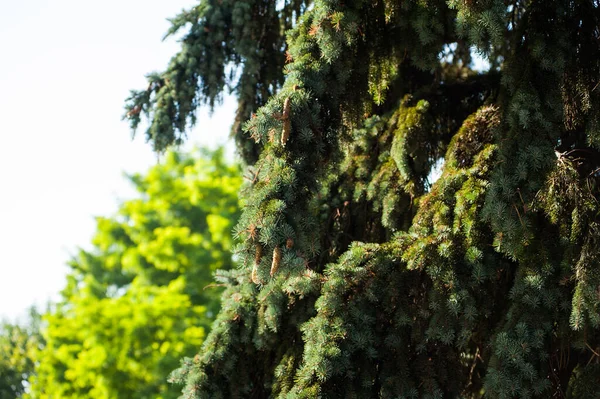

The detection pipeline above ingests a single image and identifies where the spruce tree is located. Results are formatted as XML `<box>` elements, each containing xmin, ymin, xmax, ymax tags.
<box><xmin>126</xmin><ymin>1</ymin><xmax>600</xmax><ymax>397</ymax></box>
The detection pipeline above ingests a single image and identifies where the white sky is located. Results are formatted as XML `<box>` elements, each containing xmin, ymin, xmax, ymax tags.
<box><xmin>0</xmin><ymin>0</ymin><xmax>235</xmax><ymax>321</ymax></box>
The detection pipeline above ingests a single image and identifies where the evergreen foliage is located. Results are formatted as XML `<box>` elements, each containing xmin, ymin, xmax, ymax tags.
<box><xmin>127</xmin><ymin>1</ymin><xmax>600</xmax><ymax>397</ymax></box>
<box><xmin>27</xmin><ymin>149</ymin><xmax>241</xmax><ymax>399</ymax></box>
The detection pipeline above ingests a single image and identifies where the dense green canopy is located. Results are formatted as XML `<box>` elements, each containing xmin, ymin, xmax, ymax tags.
<box><xmin>28</xmin><ymin>149</ymin><xmax>241</xmax><ymax>399</ymax></box>
<box><xmin>126</xmin><ymin>0</ymin><xmax>600</xmax><ymax>397</ymax></box>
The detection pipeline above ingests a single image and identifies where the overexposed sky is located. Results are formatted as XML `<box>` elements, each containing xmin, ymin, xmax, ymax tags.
<box><xmin>0</xmin><ymin>0</ymin><xmax>235</xmax><ymax>321</ymax></box>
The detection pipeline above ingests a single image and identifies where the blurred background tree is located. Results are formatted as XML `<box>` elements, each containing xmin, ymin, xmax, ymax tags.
<box><xmin>26</xmin><ymin>148</ymin><xmax>241</xmax><ymax>399</ymax></box>
<box><xmin>0</xmin><ymin>308</ymin><xmax>43</xmax><ymax>398</ymax></box>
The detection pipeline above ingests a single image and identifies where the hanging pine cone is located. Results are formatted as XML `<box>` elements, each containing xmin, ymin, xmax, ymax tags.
<box><xmin>252</xmin><ymin>245</ymin><xmax>263</xmax><ymax>284</ymax></box>
<box><xmin>281</xmin><ymin>97</ymin><xmax>291</xmax><ymax>146</ymax></box>
<box><xmin>251</xmin><ymin>263</ymin><xmax>260</xmax><ymax>284</ymax></box>
<box><xmin>270</xmin><ymin>246</ymin><xmax>282</xmax><ymax>277</ymax></box>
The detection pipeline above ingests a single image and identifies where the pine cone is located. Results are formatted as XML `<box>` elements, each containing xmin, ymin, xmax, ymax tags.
<box><xmin>252</xmin><ymin>245</ymin><xmax>263</xmax><ymax>284</ymax></box>
<box><xmin>270</xmin><ymin>246</ymin><xmax>282</xmax><ymax>277</ymax></box>
<box><xmin>281</xmin><ymin>97</ymin><xmax>291</xmax><ymax>146</ymax></box>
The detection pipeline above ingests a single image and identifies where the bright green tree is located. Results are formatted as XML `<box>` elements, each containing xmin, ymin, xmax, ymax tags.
<box><xmin>127</xmin><ymin>0</ymin><xmax>600</xmax><ymax>397</ymax></box>
<box><xmin>27</xmin><ymin>148</ymin><xmax>241</xmax><ymax>399</ymax></box>
<box><xmin>0</xmin><ymin>309</ymin><xmax>43</xmax><ymax>399</ymax></box>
